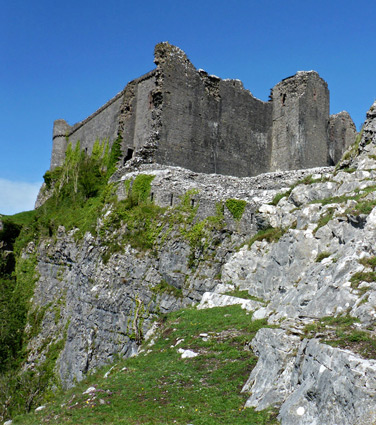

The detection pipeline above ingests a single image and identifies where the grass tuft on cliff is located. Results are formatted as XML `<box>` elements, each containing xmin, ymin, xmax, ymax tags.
<box><xmin>12</xmin><ymin>304</ymin><xmax>278</xmax><ymax>425</ymax></box>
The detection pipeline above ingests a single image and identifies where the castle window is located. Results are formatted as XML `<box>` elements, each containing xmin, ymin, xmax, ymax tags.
<box><xmin>123</xmin><ymin>148</ymin><xmax>134</xmax><ymax>165</ymax></box>
<box><xmin>281</xmin><ymin>93</ymin><xmax>286</xmax><ymax>106</ymax></box>
<box><xmin>150</xmin><ymin>192</ymin><xmax>154</xmax><ymax>202</ymax></box>
<box><xmin>191</xmin><ymin>199</ymin><xmax>195</xmax><ymax>208</ymax></box>
<box><xmin>170</xmin><ymin>194</ymin><xmax>174</xmax><ymax>206</ymax></box>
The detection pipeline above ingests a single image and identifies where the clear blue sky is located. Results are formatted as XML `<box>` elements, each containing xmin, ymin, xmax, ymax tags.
<box><xmin>1</xmin><ymin>0</ymin><xmax>376</xmax><ymax>214</ymax></box>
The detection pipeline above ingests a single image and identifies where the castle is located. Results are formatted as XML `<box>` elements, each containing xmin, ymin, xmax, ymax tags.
<box><xmin>50</xmin><ymin>42</ymin><xmax>357</xmax><ymax>177</ymax></box>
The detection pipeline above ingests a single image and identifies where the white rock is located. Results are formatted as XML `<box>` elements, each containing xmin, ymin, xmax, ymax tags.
<box><xmin>296</xmin><ymin>406</ymin><xmax>305</xmax><ymax>416</ymax></box>
<box><xmin>366</xmin><ymin>207</ymin><xmax>376</xmax><ymax>230</ymax></box>
<box><xmin>319</xmin><ymin>364</ymin><xmax>327</xmax><ymax>374</ymax></box>
<box><xmin>198</xmin><ymin>292</ymin><xmax>262</xmax><ymax>312</ymax></box>
<box><xmin>252</xmin><ymin>308</ymin><xmax>268</xmax><ymax>320</ymax></box>
<box><xmin>144</xmin><ymin>322</ymin><xmax>159</xmax><ymax>342</ymax></box>
<box><xmin>35</xmin><ymin>405</ymin><xmax>46</xmax><ymax>412</ymax></box>
<box><xmin>178</xmin><ymin>348</ymin><xmax>199</xmax><ymax>358</ymax></box>
<box><xmin>104</xmin><ymin>366</ymin><xmax>114</xmax><ymax>378</ymax></box>
<box><xmin>82</xmin><ymin>386</ymin><xmax>96</xmax><ymax>394</ymax></box>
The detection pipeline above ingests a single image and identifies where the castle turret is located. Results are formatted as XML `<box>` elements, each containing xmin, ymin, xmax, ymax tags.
<box><xmin>270</xmin><ymin>71</ymin><xmax>330</xmax><ymax>171</ymax></box>
<box><xmin>50</xmin><ymin>119</ymin><xmax>71</xmax><ymax>169</ymax></box>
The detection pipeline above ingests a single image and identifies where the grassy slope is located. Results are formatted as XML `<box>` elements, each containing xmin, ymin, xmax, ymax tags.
<box><xmin>13</xmin><ymin>305</ymin><xmax>278</xmax><ymax>425</ymax></box>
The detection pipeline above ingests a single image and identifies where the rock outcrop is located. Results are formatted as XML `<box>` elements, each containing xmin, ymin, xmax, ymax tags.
<box><xmin>199</xmin><ymin>100</ymin><xmax>376</xmax><ymax>424</ymax></box>
<box><xmin>7</xmin><ymin>101</ymin><xmax>376</xmax><ymax>424</ymax></box>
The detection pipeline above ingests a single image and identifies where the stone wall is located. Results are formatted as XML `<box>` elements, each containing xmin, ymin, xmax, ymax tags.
<box><xmin>329</xmin><ymin>111</ymin><xmax>358</xmax><ymax>164</ymax></box>
<box><xmin>51</xmin><ymin>71</ymin><xmax>156</xmax><ymax>170</ymax></box>
<box><xmin>153</xmin><ymin>43</ymin><xmax>273</xmax><ymax>177</ymax></box>
<box><xmin>270</xmin><ymin>71</ymin><xmax>330</xmax><ymax>171</ymax></box>
<box><xmin>51</xmin><ymin>92</ymin><xmax>124</xmax><ymax>169</ymax></box>
<box><xmin>49</xmin><ymin>42</ymin><xmax>356</xmax><ymax>177</ymax></box>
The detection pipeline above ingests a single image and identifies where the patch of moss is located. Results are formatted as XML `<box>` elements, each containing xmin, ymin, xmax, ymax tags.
<box><xmin>151</xmin><ymin>279</ymin><xmax>183</xmax><ymax>299</ymax></box>
<box><xmin>130</xmin><ymin>174</ymin><xmax>155</xmax><ymax>204</ymax></box>
<box><xmin>225</xmin><ymin>199</ymin><xmax>247</xmax><ymax>221</ymax></box>
<box><xmin>248</xmin><ymin>226</ymin><xmax>287</xmax><ymax>248</ymax></box>
<box><xmin>315</xmin><ymin>251</ymin><xmax>331</xmax><ymax>262</ymax></box>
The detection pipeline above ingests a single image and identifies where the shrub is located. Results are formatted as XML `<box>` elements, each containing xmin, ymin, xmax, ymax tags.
<box><xmin>225</xmin><ymin>199</ymin><xmax>247</xmax><ymax>221</ymax></box>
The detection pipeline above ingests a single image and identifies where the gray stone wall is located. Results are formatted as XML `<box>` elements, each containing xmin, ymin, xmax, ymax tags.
<box><xmin>153</xmin><ymin>43</ymin><xmax>273</xmax><ymax>177</ymax></box>
<box><xmin>51</xmin><ymin>93</ymin><xmax>123</xmax><ymax>169</ymax></box>
<box><xmin>133</xmin><ymin>74</ymin><xmax>156</xmax><ymax>150</ymax></box>
<box><xmin>48</xmin><ymin>42</ymin><xmax>355</xmax><ymax>178</ymax></box>
<box><xmin>65</xmin><ymin>94</ymin><xmax>122</xmax><ymax>153</ymax></box>
<box><xmin>329</xmin><ymin>111</ymin><xmax>357</xmax><ymax>164</ymax></box>
<box><xmin>270</xmin><ymin>71</ymin><xmax>330</xmax><ymax>171</ymax></box>
<box><xmin>50</xmin><ymin>119</ymin><xmax>72</xmax><ymax>169</ymax></box>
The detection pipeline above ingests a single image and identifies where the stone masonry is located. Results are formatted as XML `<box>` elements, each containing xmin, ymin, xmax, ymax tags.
<box><xmin>50</xmin><ymin>42</ymin><xmax>357</xmax><ymax>177</ymax></box>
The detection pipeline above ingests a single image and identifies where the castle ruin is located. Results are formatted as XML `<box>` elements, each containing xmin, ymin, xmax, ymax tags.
<box><xmin>50</xmin><ymin>42</ymin><xmax>357</xmax><ymax>177</ymax></box>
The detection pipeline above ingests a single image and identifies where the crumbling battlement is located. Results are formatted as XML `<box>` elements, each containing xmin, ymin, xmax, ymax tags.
<box><xmin>50</xmin><ymin>42</ymin><xmax>357</xmax><ymax>177</ymax></box>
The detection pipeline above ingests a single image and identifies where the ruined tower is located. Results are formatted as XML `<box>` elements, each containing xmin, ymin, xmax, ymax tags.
<box><xmin>270</xmin><ymin>71</ymin><xmax>330</xmax><ymax>172</ymax></box>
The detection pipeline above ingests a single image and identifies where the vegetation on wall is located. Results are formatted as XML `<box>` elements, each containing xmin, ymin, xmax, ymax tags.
<box><xmin>225</xmin><ymin>199</ymin><xmax>247</xmax><ymax>221</ymax></box>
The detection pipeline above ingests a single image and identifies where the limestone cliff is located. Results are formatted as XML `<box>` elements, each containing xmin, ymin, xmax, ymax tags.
<box><xmin>2</xmin><ymin>102</ymin><xmax>376</xmax><ymax>424</ymax></box>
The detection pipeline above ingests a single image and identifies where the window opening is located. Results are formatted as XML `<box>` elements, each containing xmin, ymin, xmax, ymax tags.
<box><xmin>123</xmin><ymin>148</ymin><xmax>134</xmax><ymax>165</ymax></box>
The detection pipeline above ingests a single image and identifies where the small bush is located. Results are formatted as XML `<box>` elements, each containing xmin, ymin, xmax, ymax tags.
<box><xmin>270</xmin><ymin>191</ymin><xmax>289</xmax><ymax>206</ymax></box>
<box><xmin>225</xmin><ymin>199</ymin><xmax>247</xmax><ymax>221</ymax></box>
<box><xmin>151</xmin><ymin>279</ymin><xmax>183</xmax><ymax>298</ymax></box>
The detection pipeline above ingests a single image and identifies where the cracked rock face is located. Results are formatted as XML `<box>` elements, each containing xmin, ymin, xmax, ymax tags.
<box><xmin>243</xmin><ymin>329</ymin><xmax>376</xmax><ymax>425</ymax></box>
<box><xmin>24</xmin><ymin>100</ymin><xmax>376</xmax><ymax>422</ymax></box>
<box><xmin>224</xmin><ymin>101</ymin><xmax>376</xmax><ymax>424</ymax></box>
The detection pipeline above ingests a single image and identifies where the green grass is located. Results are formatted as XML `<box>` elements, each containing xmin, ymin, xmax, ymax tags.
<box><xmin>270</xmin><ymin>191</ymin><xmax>289</xmax><ymax>206</ymax></box>
<box><xmin>313</xmin><ymin>208</ymin><xmax>335</xmax><ymax>234</ymax></box>
<box><xmin>349</xmin><ymin>256</ymin><xmax>376</xmax><ymax>295</ymax></box>
<box><xmin>151</xmin><ymin>279</ymin><xmax>183</xmax><ymax>299</ymax></box>
<box><xmin>12</xmin><ymin>305</ymin><xmax>278</xmax><ymax>425</ymax></box>
<box><xmin>248</xmin><ymin>227</ymin><xmax>287</xmax><ymax>248</ymax></box>
<box><xmin>225</xmin><ymin>199</ymin><xmax>247</xmax><ymax>221</ymax></box>
<box><xmin>315</xmin><ymin>251</ymin><xmax>331</xmax><ymax>262</ymax></box>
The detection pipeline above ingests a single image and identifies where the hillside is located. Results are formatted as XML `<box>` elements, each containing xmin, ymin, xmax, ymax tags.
<box><xmin>1</xmin><ymin>101</ymin><xmax>376</xmax><ymax>424</ymax></box>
